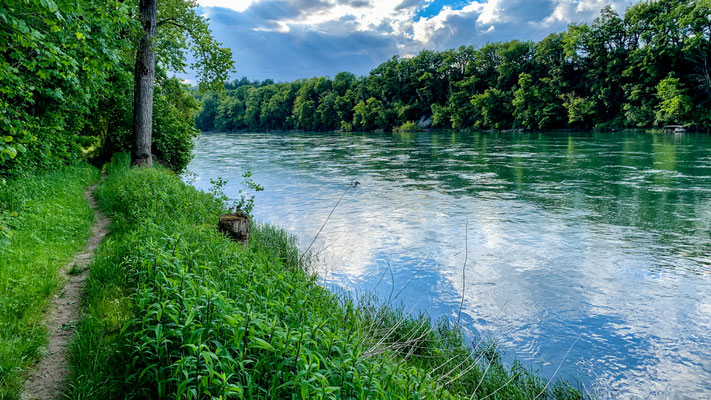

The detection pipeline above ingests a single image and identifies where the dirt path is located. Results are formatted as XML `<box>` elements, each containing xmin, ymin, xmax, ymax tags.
<box><xmin>21</xmin><ymin>179</ymin><xmax>109</xmax><ymax>400</ymax></box>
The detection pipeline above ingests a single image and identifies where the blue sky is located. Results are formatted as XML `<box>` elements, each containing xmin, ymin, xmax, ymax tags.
<box><xmin>194</xmin><ymin>0</ymin><xmax>636</xmax><ymax>82</ymax></box>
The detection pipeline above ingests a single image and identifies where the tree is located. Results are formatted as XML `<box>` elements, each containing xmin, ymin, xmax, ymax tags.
<box><xmin>471</xmin><ymin>89</ymin><xmax>512</xmax><ymax>129</ymax></box>
<box><xmin>353</xmin><ymin>98</ymin><xmax>386</xmax><ymax>131</ymax></box>
<box><xmin>513</xmin><ymin>73</ymin><xmax>565</xmax><ymax>129</ymax></box>
<box><xmin>131</xmin><ymin>0</ymin><xmax>233</xmax><ymax>167</ymax></box>
<box><xmin>132</xmin><ymin>0</ymin><xmax>158</xmax><ymax>167</ymax></box>
<box><xmin>191</xmin><ymin>1</ymin><xmax>711</xmax><ymax>133</ymax></box>
<box><xmin>655</xmin><ymin>74</ymin><xmax>692</xmax><ymax>125</ymax></box>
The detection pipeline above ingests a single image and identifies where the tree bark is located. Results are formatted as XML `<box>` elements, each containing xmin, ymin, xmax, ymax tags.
<box><xmin>218</xmin><ymin>212</ymin><xmax>250</xmax><ymax>245</ymax></box>
<box><xmin>131</xmin><ymin>0</ymin><xmax>157</xmax><ymax>168</ymax></box>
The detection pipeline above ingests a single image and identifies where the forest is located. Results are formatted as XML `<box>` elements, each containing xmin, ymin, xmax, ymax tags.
<box><xmin>196</xmin><ymin>0</ymin><xmax>711</xmax><ymax>133</ymax></box>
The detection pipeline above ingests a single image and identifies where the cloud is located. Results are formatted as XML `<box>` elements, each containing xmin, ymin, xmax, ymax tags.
<box><xmin>200</xmin><ymin>6</ymin><xmax>399</xmax><ymax>81</ymax></box>
<box><xmin>541</xmin><ymin>0</ymin><xmax>624</xmax><ymax>27</ymax></box>
<box><xmin>196</xmin><ymin>0</ymin><xmax>638</xmax><ymax>81</ymax></box>
<box><xmin>199</xmin><ymin>0</ymin><xmax>254</xmax><ymax>12</ymax></box>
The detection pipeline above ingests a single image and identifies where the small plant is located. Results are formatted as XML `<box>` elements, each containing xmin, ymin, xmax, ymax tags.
<box><xmin>209</xmin><ymin>171</ymin><xmax>264</xmax><ymax>216</ymax></box>
<box><xmin>67</xmin><ymin>263</ymin><xmax>84</xmax><ymax>276</ymax></box>
<box><xmin>234</xmin><ymin>171</ymin><xmax>264</xmax><ymax>216</ymax></box>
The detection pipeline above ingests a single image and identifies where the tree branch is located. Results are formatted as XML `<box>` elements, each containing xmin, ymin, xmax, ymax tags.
<box><xmin>157</xmin><ymin>18</ymin><xmax>193</xmax><ymax>34</ymax></box>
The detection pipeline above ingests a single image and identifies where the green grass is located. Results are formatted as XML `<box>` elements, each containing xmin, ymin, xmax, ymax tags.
<box><xmin>0</xmin><ymin>164</ymin><xmax>100</xmax><ymax>399</ymax></box>
<box><xmin>66</xmin><ymin>153</ymin><xmax>586</xmax><ymax>399</ymax></box>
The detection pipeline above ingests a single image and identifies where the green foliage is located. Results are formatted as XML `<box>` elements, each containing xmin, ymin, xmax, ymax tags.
<box><xmin>89</xmin><ymin>72</ymin><xmax>202</xmax><ymax>173</ymax></box>
<box><xmin>393</xmin><ymin>121</ymin><xmax>420</xmax><ymax>133</ymax></box>
<box><xmin>353</xmin><ymin>97</ymin><xmax>386</xmax><ymax>131</ymax></box>
<box><xmin>0</xmin><ymin>164</ymin><xmax>100</xmax><ymax>398</ymax></box>
<box><xmin>0</xmin><ymin>0</ymin><xmax>132</xmax><ymax>177</ymax></box>
<box><xmin>513</xmin><ymin>74</ymin><xmax>566</xmax><ymax>130</ymax></box>
<box><xmin>152</xmin><ymin>76</ymin><xmax>202</xmax><ymax>172</ymax></box>
<box><xmin>471</xmin><ymin>88</ymin><xmax>513</xmax><ymax>130</ymax></box>
<box><xmin>563</xmin><ymin>94</ymin><xmax>596</xmax><ymax>129</ymax></box>
<box><xmin>655</xmin><ymin>74</ymin><xmax>692</xmax><ymax>126</ymax></box>
<box><xmin>195</xmin><ymin>94</ymin><xmax>220</xmax><ymax>132</ymax></box>
<box><xmin>208</xmin><ymin>172</ymin><xmax>264</xmax><ymax>216</ymax></box>
<box><xmin>197</xmin><ymin>0</ymin><xmax>710</xmax><ymax>133</ymax></box>
<box><xmin>154</xmin><ymin>0</ymin><xmax>234</xmax><ymax>92</ymax></box>
<box><xmin>67</xmin><ymin>154</ymin><xmax>585</xmax><ymax>399</ymax></box>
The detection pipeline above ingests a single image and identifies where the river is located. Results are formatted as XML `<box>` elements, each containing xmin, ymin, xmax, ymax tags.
<box><xmin>186</xmin><ymin>131</ymin><xmax>711</xmax><ymax>399</ymax></box>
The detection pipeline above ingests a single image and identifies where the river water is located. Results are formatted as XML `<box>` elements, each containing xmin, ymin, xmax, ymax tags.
<box><xmin>186</xmin><ymin>131</ymin><xmax>711</xmax><ymax>399</ymax></box>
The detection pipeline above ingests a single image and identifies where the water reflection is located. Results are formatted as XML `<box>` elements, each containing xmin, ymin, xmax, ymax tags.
<box><xmin>187</xmin><ymin>131</ymin><xmax>711</xmax><ymax>399</ymax></box>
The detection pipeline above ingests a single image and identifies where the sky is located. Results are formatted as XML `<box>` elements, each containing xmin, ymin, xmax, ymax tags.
<box><xmin>194</xmin><ymin>0</ymin><xmax>637</xmax><ymax>82</ymax></box>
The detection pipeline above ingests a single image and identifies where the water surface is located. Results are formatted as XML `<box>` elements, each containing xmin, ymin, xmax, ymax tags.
<box><xmin>187</xmin><ymin>131</ymin><xmax>711</xmax><ymax>399</ymax></box>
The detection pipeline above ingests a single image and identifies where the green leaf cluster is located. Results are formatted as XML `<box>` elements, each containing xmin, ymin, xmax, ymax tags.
<box><xmin>0</xmin><ymin>0</ymin><xmax>132</xmax><ymax>176</ymax></box>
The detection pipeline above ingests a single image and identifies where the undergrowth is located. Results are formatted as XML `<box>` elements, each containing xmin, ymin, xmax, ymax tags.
<box><xmin>0</xmin><ymin>164</ymin><xmax>100</xmax><ymax>399</ymax></box>
<box><xmin>67</xmin><ymin>153</ymin><xmax>585</xmax><ymax>399</ymax></box>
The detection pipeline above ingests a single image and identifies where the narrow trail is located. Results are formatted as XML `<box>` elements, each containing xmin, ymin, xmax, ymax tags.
<box><xmin>21</xmin><ymin>178</ymin><xmax>109</xmax><ymax>400</ymax></box>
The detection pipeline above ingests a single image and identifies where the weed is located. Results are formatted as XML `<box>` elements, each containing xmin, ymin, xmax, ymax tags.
<box><xmin>68</xmin><ymin>264</ymin><xmax>85</xmax><ymax>276</ymax></box>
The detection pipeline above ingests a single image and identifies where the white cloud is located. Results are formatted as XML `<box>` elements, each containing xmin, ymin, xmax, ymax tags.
<box><xmin>477</xmin><ymin>0</ymin><xmax>503</xmax><ymax>25</ymax></box>
<box><xmin>412</xmin><ymin>3</ymin><xmax>483</xmax><ymax>44</ymax></box>
<box><xmin>541</xmin><ymin>0</ymin><xmax>625</xmax><ymax>27</ymax></box>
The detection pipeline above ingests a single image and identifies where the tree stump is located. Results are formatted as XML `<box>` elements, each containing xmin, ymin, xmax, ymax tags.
<box><xmin>218</xmin><ymin>211</ymin><xmax>250</xmax><ymax>244</ymax></box>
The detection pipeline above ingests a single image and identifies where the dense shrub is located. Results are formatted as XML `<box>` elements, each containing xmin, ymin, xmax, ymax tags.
<box><xmin>0</xmin><ymin>0</ymin><xmax>131</xmax><ymax>178</ymax></box>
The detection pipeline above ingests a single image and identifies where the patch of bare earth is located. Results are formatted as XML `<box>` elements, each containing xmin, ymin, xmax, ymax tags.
<box><xmin>21</xmin><ymin>179</ymin><xmax>109</xmax><ymax>400</ymax></box>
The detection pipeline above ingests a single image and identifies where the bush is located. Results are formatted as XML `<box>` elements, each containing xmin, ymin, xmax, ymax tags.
<box><xmin>393</xmin><ymin>121</ymin><xmax>420</xmax><ymax>133</ymax></box>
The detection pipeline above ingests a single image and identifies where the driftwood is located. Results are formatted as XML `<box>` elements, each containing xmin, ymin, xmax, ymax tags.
<box><xmin>218</xmin><ymin>211</ymin><xmax>250</xmax><ymax>244</ymax></box>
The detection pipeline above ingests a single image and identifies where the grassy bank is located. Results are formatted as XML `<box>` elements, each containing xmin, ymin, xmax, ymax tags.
<box><xmin>0</xmin><ymin>165</ymin><xmax>100</xmax><ymax>398</ymax></box>
<box><xmin>67</xmin><ymin>153</ymin><xmax>584</xmax><ymax>399</ymax></box>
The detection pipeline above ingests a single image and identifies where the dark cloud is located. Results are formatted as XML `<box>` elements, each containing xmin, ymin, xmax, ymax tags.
<box><xmin>201</xmin><ymin>6</ymin><xmax>398</xmax><ymax>81</ymax></box>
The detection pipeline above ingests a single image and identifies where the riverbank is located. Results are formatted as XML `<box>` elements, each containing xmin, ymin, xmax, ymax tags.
<box><xmin>63</xmin><ymin>153</ymin><xmax>584</xmax><ymax>399</ymax></box>
<box><xmin>0</xmin><ymin>165</ymin><xmax>100</xmax><ymax>398</ymax></box>
<box><xmin>198</xmin><ymin>126</ymin><xmax>711</xmax><ymax>135</ymax></box>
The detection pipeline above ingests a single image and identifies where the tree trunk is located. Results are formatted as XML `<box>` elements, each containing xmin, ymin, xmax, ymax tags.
<box><xmin>218</xmin><ymin>212</ymin><xmax>250</xmax><ymax>245</ymax></box>
<box><xmin>131</xmin><ymin>0</ymin><xmax>157</xmax><ymax>168</ymax></box>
